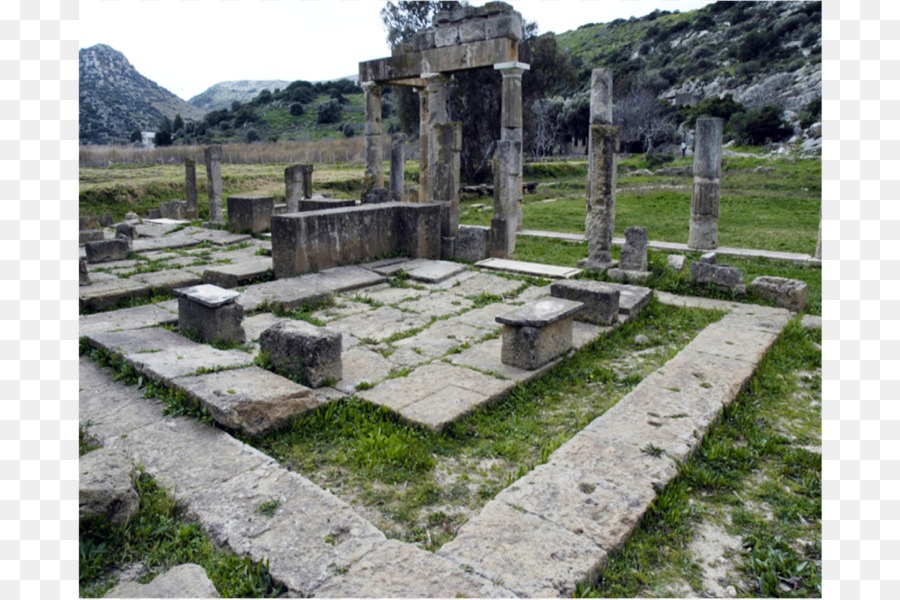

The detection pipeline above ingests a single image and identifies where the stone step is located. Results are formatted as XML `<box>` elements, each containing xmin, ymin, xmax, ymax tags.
<box><xmin>79</xmin><ymin>278</ymin><xmax>153</xmax><ymax>312</ymax></box>
<box><xmin>79</xmin><ymin>303</ymin><xmax>178</xmax><ymax>338</ymax></box>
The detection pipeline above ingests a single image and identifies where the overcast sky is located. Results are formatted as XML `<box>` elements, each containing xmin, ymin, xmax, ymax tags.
<box><xmin>79</xmin><ymin>0</ymin><xmax>716</xmax><ymax>101</ymax></box>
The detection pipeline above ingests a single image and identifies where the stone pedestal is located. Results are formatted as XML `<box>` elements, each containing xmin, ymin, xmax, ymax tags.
<box><xmin>259</xmin><ymin>320</ymin><xmax>342</xmax><ymax>388</ymax></box>
<box><xmin>688</xmin><ymin>117</ymin><xmax>723</xmax><ymax>250</ymax></box>
<box><xmin>227</xmin><ymin>195</ymin><xmax>274</xmax><ymax>234</ymax></box>
<box><xmin>285</xmin><ymin>164</ymin><xmax>313</xmax><ymax>212</ymax></box>
<box><xmin>204</xmin><ymin>145</ymin><xmax>224</xmax><ymax>225</ymax></box>
<box><xmin>496</xmin><ymin>298</ymin><xmax>584</xmax><ymax>370</ymax></box>
<box><xmin>174</xmin><ymin>284</ymin><xmax>245</xmax><ymax>345</ymax></box>
<box><xmin>185</xmin><ymin>157</ymin><xmax>198</xmax><ymax>219</ymax></box>
<box><xmin>362</xmin><ymin>82</ymin><xmax>383</xmax><ymax>200</ymax></box>
<box><xmin>390</xmin><ymin>134</ymin><xmax>407</xmax><ymax>202</ymax></box>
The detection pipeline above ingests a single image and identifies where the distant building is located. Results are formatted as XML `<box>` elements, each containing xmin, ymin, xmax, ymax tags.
<box><xmin>141</xmin><ymin>131</ymin><xmax>156</xmax><ymax>148</ymax></box>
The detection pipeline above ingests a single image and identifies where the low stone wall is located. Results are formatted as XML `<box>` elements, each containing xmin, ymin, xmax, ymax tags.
<box><xmin>271</xmin><ymin>202</ymin><xmax>441</xmax><ymax>278</ymax></box>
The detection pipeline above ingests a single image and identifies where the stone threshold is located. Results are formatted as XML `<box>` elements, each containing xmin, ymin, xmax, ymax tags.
<box><xmin>518</xmin><ymin>229</ymin><xmax>821</xmax><ymax>266</ymax></box>
<box><xmin>80</xmin><ymin>292</ymin><xmax>791</xmax><ymax>597</ymax></box>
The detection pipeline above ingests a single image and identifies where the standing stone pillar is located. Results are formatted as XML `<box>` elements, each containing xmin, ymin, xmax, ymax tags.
<box><xmin>390</xmin><ymin>134</ymin><xmax>407</xmax><ymax>202</ymax></box>
<box><xmin>579</xmin><ymin>69</ymin><xmax>617</xmax><ymax>270</ymax></box>
<box><xmin>423</xmin><ymin>73</ymin><xmax>448</xmax><ymax>203</ymax></box>
<box><xmin>362</xmin><ymin>82</ymin><xmax>383</xmax><ymax>201</ymax></box>
<box><xmin>204</xmin><ymin>145</ymin><xmax>224</xmax><ymax>226</ymax></box>
<box><xmin>495</xmin><ymin>62</ymin><xmax>530</xmax><ymax>232</ymax></box>
<box><xmin>185</xmin><ymin>157</ymin><xmax>198</xmax><ymax>219</ymax></box>
<box><xmin>433</xmin><ymin>122</ymin><xmax>462</xmax><ymax>248</ymax></box>
<box><xmin>688</xmin><ymin>117</ymin><xmax>723</xmax><ymax>250</ymax></box>
<box><xmin>417</xmin><ymin>87</ymin><xmax>429</xmax><ymax>203</ymax></box>
<box><xmin>285</xmin><ymin>164</ymin><xmax>313</xmax><ymax>212</ymax></box>
<box><xmin>814</xmin><ymin>219</ymin><xmax>822</xmax><ymax>260</ymax></box>
<box><xmin>490</xmin><ymin>140</ymin><xmax>522</xmax><ymax>258</ymax></box>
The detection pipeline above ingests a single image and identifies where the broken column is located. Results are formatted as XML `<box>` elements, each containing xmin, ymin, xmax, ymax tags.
<box><xmin>285</xmin><ymin>164</ymin><xmax>313</xmax><ymax>212</ymax></box>
<box><xmin>688</xmin><ymin>117</ymin><xmax>723</xmax><ymax>250</ymax></box>
<box><xmin>185</xmin><ymin>157</ymin><xmax>198</xmax><ymax>219</ymax></box>
<box><xmin>362</xmin><ymin>81</ymin><xmax>384</xmax><ymax>200</ymax></box>
<box><xmin>423</xmin><ymin>73</ymin><xmax>448</xmax><ymax>203</ymax></box>
<box><xmin>433</xmin><ymin>122</ymin><xmax>462</xmax><ymax>257</ymax></box>
<box><xmin>608</xmin><ymin>226</ymin><xmax>650</xmax><ymax>283</ymax></box>
<box><xmin>578</xmin><ymin>69</ymin><xmax>618</xmax><ymax>271</ymax></box>
<box><xmin>390</xmin><ymin>133</ymin><xmax>407</xmax><ymax>201</ymax></box>
<box><xmin>490</xmin><ymin>139</ymin><xmax>521</xmax><ymax>258</ymax></box>
<box><xmin>495</xmin><ymin>61</ymin><xmax>529</xmax><ymax>232</ymax></box>
<box><xmin>204</xmin><ymin>145</ymin><xmax>224</xmax><ymax>226</ymax></box>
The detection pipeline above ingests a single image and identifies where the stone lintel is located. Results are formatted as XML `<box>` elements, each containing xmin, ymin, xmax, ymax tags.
<box><xmin>360</xmin><ymin>38</ymin><xmax>518</xmax><ymax>83</ymax></box>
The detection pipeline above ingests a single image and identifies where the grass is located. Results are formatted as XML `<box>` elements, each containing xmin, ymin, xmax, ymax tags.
<box><xmin>79</xmin><ymin>462</ymin><xmax>284</xmax><ymax>598</ymax></box>
<box><xmin>577</xmin><ymin>319</ymin><xmax>821</xmax><ymax>597</ymax></box>
<box><xmin>245</xmin><ymin>299</ymin><xmax>723</xmax><ymax>549</ymax></box>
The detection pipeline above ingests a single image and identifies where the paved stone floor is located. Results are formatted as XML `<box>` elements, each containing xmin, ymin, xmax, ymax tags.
<box><xmin>79</xmin><ymin>222</ymin><xmax>793</xmax><ymax>597</ymax></box>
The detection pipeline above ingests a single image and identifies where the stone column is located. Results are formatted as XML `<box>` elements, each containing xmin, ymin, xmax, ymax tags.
<box><xmin>495</xmin><ymin>62</ymin><xmax>530</xmax><ymax>232</ymax></box>
<box><xmin>579</xmin><ymin>69</ymin><xmax>617</xmax><ymax>270</ymax></box>
<box><xmin>390</xmin><ymin>134</ymin><xmax>406</xmax><ymax>201</ymax></box>
<box><xmin>362</xmin><ymin>81</ymin><xmax>383</xmax><ymax>200</ymax></box>
<box><xmin>688</xmin><ymin>117</ymin><xmax>723</xmax><ymax>250</ymax></box>
<box><xmin>433</xmin><ymin>122</ymin><xmax>462</xmax><ymax>242</ymax></box>
<box><xmin>185</xmin><ymin>157</ymin><xmax>198</xmax><ymax>219</ymax></box>
<box><xmin>417</xmin><ymin>87</ymin><xmax>429</xmax><ymax>203</ymax></box>
<box><xmin>814</xmin><ymin>219</ymin><xmax>822</xmax><ymax>260</ymax></box>
<box><xmin>204</xmin><ymin>145</ymin><xmax>224</xmax><ymax>225</ymax></box>
<box><xmin>423</xmin><ymin>73</ymin><xmax>447</xmax><ymax>203</ymax></box>
<box><xmin>285</xmin><ymin>164</ymin><xmax>313</xmax><ymax>212</ymax></box>
<box><xmin>490</xmin><ymin>139</ymin><xmax>521</xmax><ymax>258</ymax></box>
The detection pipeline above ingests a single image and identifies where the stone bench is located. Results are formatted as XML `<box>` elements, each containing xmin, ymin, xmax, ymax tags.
<box><xmin>496</xmin><ymin>298</ymin><xmax>584</xmax><ymax>370</ymax></box>
<box><xmin>227</xmin><ymin>195</ymin><xmax>274</xmax><ymax>234</ymax></box>
<box><xmin>271</xmin><ymin>202</ymin><xmax>441</xmax><ymax>278</ymax></box>
<box><xmin>550</xmin><ymin>280</ymin><xmax>621</xmax><ymax>325</ymax></box>
<box><xmin>174</xmin><ymin>283</ymin><xmax>245</xmax><ymax>345</ymax></box>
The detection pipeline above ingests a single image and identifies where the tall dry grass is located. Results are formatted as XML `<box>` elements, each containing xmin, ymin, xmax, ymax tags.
<box><xmin>78</xmin><ymin>137</ymin><xmax>420</xmax><ymax>169</ymax></box>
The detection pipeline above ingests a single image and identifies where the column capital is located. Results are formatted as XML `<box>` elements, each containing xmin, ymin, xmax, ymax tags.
<box><xmin>361</xmin><ymin>81</ymin><xmax>381</xmax><ymax>94</ymax></box>
<box><xmin>494</xmin><ymin>62</ymin><xmax>530</xmax><ymax>76</ymax></box>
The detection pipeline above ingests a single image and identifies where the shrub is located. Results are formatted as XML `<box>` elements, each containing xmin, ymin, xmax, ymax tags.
<box><xmin>289</xmin><ymin>102</ymin><xmax>304</xmax><ymax>117</ymax></box>
<box><xmin>316</xmin><ymin>99</ymin><xmax>343</xmax><ymax>124</ymax></box>
<box><xmin>244</xmin><ymin>128</ymin><xmax>261</xmax><ymax>143</ymax></box>
<box><xmin>728</xmin><ymin>105</ymin><xmax>792</xmax><ymax>145</ymax></box>
<box><xmin>798</xmin><ymin>97</ymin><xmax>821</xmax><ymax>129</ymax></box>
<box><xmin>341</xmin><ymin>123</ymin><xmax>355</xmax><ymax>138</ymax></box>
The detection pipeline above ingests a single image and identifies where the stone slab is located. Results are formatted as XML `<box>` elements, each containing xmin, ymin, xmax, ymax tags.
<box><xmin>79</xmin><ymin>278</ymin><xmax>152</xmax><ymax>312</ymax></box>
<box><xmin>550</xmin><ymin>279</ymin><xmax>620</xmax><ymax>325</ymax></box>
<box><xmin>237</xmin><ymin>277</ymin><xmax>333</xmax><ymax>313</ymax></box>
<box><xmin>302</xmin><ymin>265</ymin><xmax>386</xmax><ymax>293</ymax></box>
<box><xmin>79</xmin><ymin>447</ymin><xmax>140</xmax><ymax>526</ymax></box>
<box><xmin>173</xmin><ymin>283</ymin><xmax>240</xmax><ymax>308</ymax></box>
<box><xmin>352</xmin><ymin>284</ymin><xmax>425</xmax><ymax>306</ymax></box>
<box><xmin>132</xmin><ymin>268</ymin><xmax>202</xmax><ymax>292</ymax></box>
<box><xmin>496</xmin><ymin>297</ymin><xmax>584</xmax><ymax>327</ymax></box>
<box><xmin>447</xmin><ymin>271</ymin><xmax>523</xmax><ymax>298</ymax></box>
<box><xmin>366</xmin><ymin>258</ymin><xmax>433</xmax><ymax>277</ymax></box>
<box><xmin>105</xmin><ymin>564</ymin><xmax>219</xmax><ymax>599</ymax></box>
<box><xmin>396</xmin><ymin>293</ymin><xmax>474</xmax><ymax>318</ymax></box>
<box><xmin>84</xmin><ymin>326</ymin><xmax>196</xmax><ymax>357</ymax></box>
<box><xmin>475</xmin><ymin>257</ymin><xmax>582</xmax><ymax>279</ymax></box>
<box><xmin>79</xmin><ymin>304</ymin><xmax>178</xmax><ymax>338</ymax></box>
<box><xmin>335</xmin><ymin>346</ymin><xmax>394</xmax><ymax>393</ymax></box>
<box><xmin>326</xmin><ymin>306</ymin><xmax>431</xmax><ymax>344</ymax></box>
<box><xmin>203</xmin><ymin>258</ymin><xmax>273</xmax><ymax>288</ymax></box>
<box><xmin>312</xmin><ymin>539</ymin><xmax>513</xmax><ymax>598</ymax></box>
<box><xmin>392</xmin><ymin>319</ymin><xmax>487</xmax><ymax>360</ymax></box>
<box><xmin>437</xmin><ymin>500</ymin><xmax>607</xmax><ymax>598</ymax></box>
<box><xmin>176</xmin><ymin>366</ymin><xmax>320</xmax><ymax>435</ymax></box>
<box><xmin>596</xmin><ymin>282</ymin><xmax>652</xmax><ymax>318</ymax></box>
<box><xmin>405</xmin><ymin>260</ymin><xmax>468</xmax><ymax>283</ymax></box>
<box><xmin>684</xmin><ymin>318</ymin><xmax>780</xmax><ymax>365</ymax></box>
<box><xmin>241</xmin><ymin>313</ymin><xmax>287</xmax><ymax>342</ymax></box>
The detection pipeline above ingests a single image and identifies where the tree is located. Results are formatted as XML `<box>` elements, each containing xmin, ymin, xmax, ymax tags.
<box><xmin>531</xmin><ymin>97</ymin><xmax>564</xmax><ymax>158</ymax></box>
<box><xmin>153</xmin><ymin>116</ymin><xmax>173</xmax><ymax>147</ymax></box>
<box><xmin>614</xmin><ymin>87</ymin><xmax>677</xmax><ymax>154</ymax></box>
<box><xmin>727</xmin><ymin>105</ymin><xmax>792</xmax><ymax>146</ymax></box>
<box><xmin>129</xmin><ymin>129</ymin><xmax>142</xmax><ymax>144</ymax></box>
<box><xmin>172</xmin><ymin>113</ymin><xmax>184</xmax><ymax>133</ymax></box>
<box><xmin>289</xmin><ymin>102</ymin><xmax>305</xmax><ymax>117</ymax></box>
<box><xmin>244</xmin><ymin>128</ymin><xmax>261</xmax><ymax>143</ymax></box>
<box><xmin>380</xmin><ymin>1</ymin><xmax>461</xmax><ymax>47</ymax></box>
<box><xmin>316</xmin><ymin>99</ymin><xmax>343</xmax><ymax>124</ymax></box>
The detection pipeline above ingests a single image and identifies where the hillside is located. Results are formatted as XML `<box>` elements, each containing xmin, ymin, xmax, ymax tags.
<box><xmin>556</xmin><ymin>1</ymin><xmax>821</xmax><ymax>119</ymax></box>
<box><xmin>188</xmin><ymin>80</ymin><xmax>293</xmax><ymax>112</ymax></box>
<box><xmin>79</xmin><ymin>44</ymin><xmax>206</xmax><ymax>145</ymax></box>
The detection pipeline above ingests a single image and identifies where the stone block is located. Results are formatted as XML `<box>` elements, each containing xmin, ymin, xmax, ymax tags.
<box><xmin>298</xmin><ymin>198</ymin><xmax>356</xmax><ymax>212</ymax></box>
<box><xmin>667</xmin><ymin>254</ymin><xmax>686</xmax><ymax>272</ymax></box>
<box><xmin>146</xmin><ymin>208</ymin><xmax>161</xmax><ymax>219</ymax></box>
<box><xmin>550</xmin><ymin>280</ymin><xmax>620</xmax><ymax>325</ymax></box>
<box><xmin>590</xmin><ymin>68</ymin><xmax>613</xmax><ymax>125</ymax></box>
<box><xmin>606</xmin><ymin>268</ymin><xmax>651</xmax><ymax>284</ymax></box>
<box><xmin>364</xmin><ymin>188</ymin><xmax>391</xmax><ymax>204</ymax></box>
<box><xmin>489</xmin><ymin>216</ymin><xmax>516</xmax><ymax>258</ymax></box>
<box><xmin>105</xmin><ymin>564</ymin><xmax>219</xmax><ymax>599</ymax></box>
<box><xmin>750</xmin><ymin>276</ymin><xmax>808</xmax><ymax>312</ymax></box>
<box><xmin>406</xmin><ymin>259</ymin><xmax>468</xmax><ymax>283</ymax></box>
<box><xmin>699</xmin><ymin>252</ymin><xmax>717</xmax><ymax>264</ymax></box>
<box><xmin>80</xmin><ymin>215</ymin><xmax>100</xmax><ymax>230</ymax></box>
<box><xmin>159</xmin><ymin>200</ymin><xmax>187</xmax><ymax>220</ymax></box>
<box><xmin>175</xmin><ymin>284</ymin><xmax>245</xmax><ymax>345</ymax></box>
<box><xmin>434</xmin><ymin>24</ymin><xmax>460</xmax><ymax>47</ymax></box>
<box><xmin>485</xmin><ymin>13</ymin><xmax>523</xmax><ymax>40</ymax></box>
<box><xmin>176</xmin><ymin>366</ymin><xmax>319</xmax><ymax>436</ymax></box>
<box><xmin>259</xmin><ymin>320</ymin><xmax>342</xmax><ymax>387</ymax></box>
<box><xmin>227</xmin><ymin>195</ymin><xmax>274</xmax><ymax>234</ymax></box>
<box><xmin>459</xmin><ymin>17</ymin><xmax>486</xmax><ymax>42</ymax></box>
<box><xmin>115</xmin><ymin>222</ymin><xmax>136</xmax><ymax>240</ymax></box>
<box><xmin>497</xmin><ymin>298</ymin><xmax>584</xmax><ymax>370</ymax></box>
<box><xmin>203</xmin><ymin>258</ymin><xmax>273</xmax><ymax>289</ymax></box>
<box><xmin>79</xmin><ymin>447</ymin><xmax>139</xmax><ymax>527</ymax></box>
<box><xmin>79</xmin><ymin>230</ymin><xmax>104</xmax><ymax>244</ymax></box>
<box><xmin>693</xmin><ymin>117</ymin><xmax>724</xmax><ymax>179</ymax></box>
<box><xmin>441</xmin><ymin>236</ymin><xmax>455</xmax><ymax>260</ymax></box>
<box><xmin>691</xmin><ymin>180</ymin><xmax>720</xmax><ymax>217</ymax></box>
<box><xmin>79</xmin><ymin>278</ymin><xmax>152</xmax><ymax>312</ymax></box>
<box><xmin>691</xmin><ymin>261</ymin><xmax>745</xmax><ymax>293</ymax></box>
<box><xmin>411</xmin><ymin>29</ymin><xmax>435</xmax><ymax>52</ymax></box>
<box><xmin>79</xmin><ymin>258</ymin><xmax>91</xmax><ymax>286</ymax></box>
<box><xmin>85</xmin><ymin>238</ymin><xmax>131</xmax><ymax>264</ymax></box>
<box><xmin>454</xmin><ymin>225</ymin><xmax>489</xmax><ymax>262</ymax></box>
<box><xmin>688</xmin><ymin>213</ymin><xmax>718</xmax><ymax>250</ymax></box>
<box><xmin>619</xmin><ymin>225</ymin><xmax>648</xmax><ymax>271</ymax></box>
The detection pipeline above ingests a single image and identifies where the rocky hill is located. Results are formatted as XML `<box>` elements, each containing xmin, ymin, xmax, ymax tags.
<box><xmin>556</xmin><ymin>1</ymin><xmax>821</xmax><ymax>121</ymax></box>
<box><xmin>188</xmin><ymin>80</ymin><xmax>293</xmax><ymax>112</ymax></box>
<box><xmin>79</xmin><ymin>44</ymin><xmax>206</xmax><ymax>145</ymax></box>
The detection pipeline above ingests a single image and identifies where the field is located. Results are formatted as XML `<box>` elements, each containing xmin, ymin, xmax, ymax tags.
<box><xmin>79</xmin><ymin>146</ymin><xmax>821</xmax><ymax>597</ymax></box>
